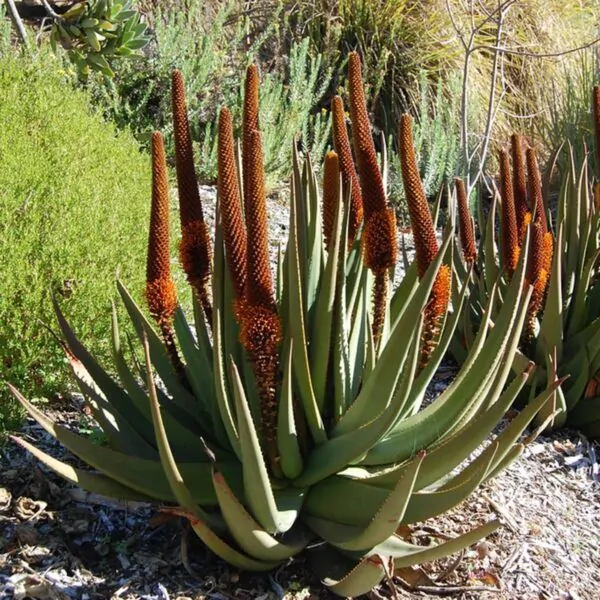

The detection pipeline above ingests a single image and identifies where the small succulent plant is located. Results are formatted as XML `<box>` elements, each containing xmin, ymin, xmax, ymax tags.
<box><xmin>454</xmin><ymin>88</ymin><xmax>600</xmax><ymax>437</ymax></box>
<box><xmin>10</xmin><ymin>54</ymin><xmax>554</xmax><ymax>596</ymax></box>
<box><xmin>49</xmin><ymin>0</ymin><xmax>149</xmax><ymax>79</ymax></box>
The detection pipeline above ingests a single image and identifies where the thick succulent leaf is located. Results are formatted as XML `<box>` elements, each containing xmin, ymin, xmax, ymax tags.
<box><xmin>366</xmin><ymin>247</ymin><xmax>530</xmax><ymax>465</ymax></box>
<box><xmin>313</xmin><ymin>452</ymin><xmax>424</xmax><ymax>552</ymax></box>
<box><xmin>111</xmin><ymin>305</ymin><xmax>211</xmax><ymax>462</ymax></box>
<box><xmin>483</xmin><ymin>193</ymin><xmax>499</xmax><ymax>291</ymax></box>
<box><xmin>310</xmin><ymin>179</ymin><xmax>344</xmax><ymax>409</ymax></box>
<box><xmin>11</xmin><ymin>436</ymin><xmax>154</xmax><ymax>502</ymax></box>
<box><xmin>569</xmin><ymin>250</ymin><xmax>600</xmax><ymax>336</ymax></box>
<box><xmin>230</xmin><ymin>360</ymin><xmax>297</xmax><ymax>533</ymax></box>
<box><xmin>212</xmin><ymin>470</ymin><xmax>310</xmax><ymax>561</ymax></box>
<box><xmin>533</xmin><ymin>353</ymin><xmax>567</xmax><ymax>428</ymax></box>
<box><xmin>65</xmin><ymin>348</ymin><xmax>157</xmax><ymax>458</ymax></box>
<box><xmin>345</xmin><ymin>235</ymin><xmax>365</xmax><ymax>321</ymax></box>
<box><xmin>307</xmin><ymin>546</ymin><xmax>386</xmax><ymax>598</ymax></box>
<box><xmin>305</xmin><ymin>515</ymin><xmax>500</xmax><ymax>565</ymax></box>
<box><xmin>288</xmin><ymin>175</ymin><xmax>327</xmax><ymax>444</ymax></box>
<box><xmin>9</xmin><ymin>383</ymin><xmax>242</xmax><ymax>504</ymax></box>
<box><xmin>333</xmin><ymin>234</ymin><xmax>452</xmax><ymax>437</ymax></box>
<box><xmin>53</xmin><ymin>295</ymin><xmax>157</xmax><ymax>457</ymax></box>
<box><xmin>304</xmin><ymin>445</ymin><xmax>494</xmax><ymax>527</ymax></box>
<box><xmin>173</xmin><ymin>307</ymin><xmax>216</xmax><ymax>415</ymax></box>
<box><xmin>346</xmin><ymin>279</ymin><xmax>367</xmax><ymax>402</ymax></box>
<box><xmin>400</xmin><ymin>445</ymin><xmax>497</xmax><ymax>524</ymax></box>
<box><xmin>305</xmin><ymin>152</ymin><xmax>325</xmax><ymax>321</ymax></box>
<box><xmin>116</xmin><ymin>281</ymin><xmax>206</xmax><ymax>423</ymax></box>
<box><xmin>293</xmin><ymin>323</ymin><xmax>421</xmax><ymax>487</ymax></box>
<box><xmin>399</xmin><ymin>270</ymin><xmax>470</xmax><ymax>419</ymax></box>
<box><xmin>390</xmin><ymin>261</ymin><xmax>419</xmax><ymax>324</ymax></box>
<box><xmin>170</xmin><ymin>507</ymin><xmax>281</xmax><ymax>571</ymax></box>
<box><xmin>212</xmin><ymin>303</ymin><xmax>242</xmax><ymax>461</ymax></box>
<box><xmin>277</xmin><ymin>340</ymin><xmax>304</xmax><ymax>479</ymax></box>
<box><xmin>366</xmin><ymin>364</ymin><xmax>532</xmax><ymax>491</ymax></box>
<box><xmin>394</xmin><ymin>520</ymin><xmax>500</xmax><ymax>568</ymax></box>
<box><xmin>142</xmin><ymin>334</ymin><xmax>218</xmax><ymax>529</ymax></box>
<box><xmin>332</xmin><ymin>193</ymin><xmax>352</xmax><ymax>419</ymax></box>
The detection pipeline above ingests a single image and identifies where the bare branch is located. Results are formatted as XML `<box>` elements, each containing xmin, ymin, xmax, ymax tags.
<box><xmin>473</xmin><ymin>36</ymin><xmax>600</xmax><ymax>59</ymax></box>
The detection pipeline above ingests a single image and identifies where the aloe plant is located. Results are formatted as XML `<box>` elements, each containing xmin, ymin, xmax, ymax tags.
<box><xmin>453</xmin><ymin>91</ymin><xmax>600</xmax><ymax>437</ymax></box>
<box><xmin>10</xmin><ymin>54</ymin><xmax>554</xmax><ymax>597</ymax></box>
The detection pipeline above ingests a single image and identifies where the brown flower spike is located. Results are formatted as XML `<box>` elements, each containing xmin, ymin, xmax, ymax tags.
<box><xmin>399</xmin><ymin>115</ymin><xmax>439</xmax><ymax>278</ymax></box>
<box><xmin>455</xmin><ymin>177</ymin><xmax>477</xmax><ymax>266</ymax></box>
<box><xmin>524</xmin><ymin>221</ymin><xmax>552</xmax><ymax>341</ymax></box>
<box><xmin>172</xmin><ymin>70</ymin><xmax>213</xmax><ymax>326</ymax></box>
<box><xmin>499</xmin><ymin>148</ymin><xmax>520</xmax><ymax>278</ymax></box>
<box><xmin>399</xmin><ymin>114</ymin><xmax>449</xmax><ymax>366</ymax></box>
<box><xmin>347</xmin><ymin>52</ymin><xmax>387</xmax><ymax>221</ymax></box>
<box><xmin>238</xmin><ymin>126</ymin><xmax>282</xmax><ymax>472</ymax></box>
<box><xmin>346</xmin><ymin>53</ymin><xmax>397</xmax><ymax>348</ymax></box>
<box><xmin>322</xmin><ymin>151</ymin><xmax>340</xmax><ymax>252</ymax></box>
<box><xmin>146</xmin><ymin>132</ymin><xmax>183</xmax><ymax>376</ymax></box>
<box><xmin>526</xmin><ymin>146</ymin><xmax>547</xmax><ymax>234</ymax></box>
<box><xmin>331</xmin><ymin>95</ymin><xmax>364</xmax><ymax>246</ymax></box>
<box><xmin>593</xmin><ymin>86</ymin><xmax>600</xmax><ymax>177</ymax></box>
<box><xmin>511</xmin><ymin>134</ymin><xmax>530</xmax><ymax>240</ymax></box>
<box><xmin>243</xmin><ymin>65</ymin><xmax>260</xmax><ymax>215</ymax></box>
<box><xmin>218</xmin><ymin>107</ymin><xmax>247</xmax><ymax>301</ymax></box>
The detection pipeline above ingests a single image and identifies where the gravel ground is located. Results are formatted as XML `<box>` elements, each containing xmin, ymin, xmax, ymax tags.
<box><xmin>1</xmin><ymin>188</ymin><xmax>599</xmax><ymax>600</ymax></box>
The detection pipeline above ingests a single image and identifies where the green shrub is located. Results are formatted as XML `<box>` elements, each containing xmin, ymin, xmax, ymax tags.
<box><xmin>89</xmin><ymin>1</ymin><xmax>332</xmax><ymax>186</ymax></box>
<box><xmin>0</xmin><ymin>49</ymin><xmax>150</xmax><ymax>431</ymax></box>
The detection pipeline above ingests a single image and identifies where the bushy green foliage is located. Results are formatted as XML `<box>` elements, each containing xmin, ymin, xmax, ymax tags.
<box><xmin>89</xmin><ymin>1</ymin><xmax>332</xmax><ymax>185</ymax></box>
<box><xmin>0</xmin><ymin>50</ymin><xmax>150</xmax><ymax>431</ymax></box>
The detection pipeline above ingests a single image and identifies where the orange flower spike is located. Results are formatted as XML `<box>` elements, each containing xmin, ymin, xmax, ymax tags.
<box><xmin>331</xmin><ymin>95</ymin><xmax>364</xmax><ymax>245</ymax></box>
<box><xmin>593</xmin><ymin>86</ymin><xmax>600</xmax><ymax>177</ymax></box>
<box><xmin>242</xmin><ymin>65</ymin><xmax>260</xmax><ymax>212</ymax></box>
<box><xmin>421</xmin><ymin>264</ymin><xmax>452</xmax><ymax>368</ymax></box>
<box><xmin>455</xmin><ymin>177</ymin><xmax>477</xmax><ymax>265</ymax></box>
<box><xmin>526</xmin><ymin>146</ymin><xmax>548</xmax><ymax>234</ymax></box>
<box><xmin>244</xmin><ymin>129</ymin><xmax>275</xmax><ymax>309</ymax></box>
<box><xmin>146</xmin><ymin>132</ymin><xmax>183</xmax><ymax>376</ymax></box>
<box><xmin>511</xmin><ymin>134</ymin><xmax>530</xmax><ymax>237</ymax></box>
<box><xmin>322</xmin><ymin>151</ymin><xmax>340</xmax><ymax>252</ymax></box>
<box><xmin>146</xmin><ymin>132</ymin><xmax>177</xmax><ymax>322</ymax></box>
<box><xmin>363</xmin><ymin>208</ymin><xmax>398</xmax><ymax>347</ymax></box>
<box><xmin>172</xmin><ymin>69</ymin><xmax>207</xmax><ymax>229</ymax></box>
<box><xmin>172</xmin><ymin>70</ymin><xmax>213</xmax><ymax>324</ymax></box>
<box><xmin>347</xmin><ymin>52</ymin><xmax>387</xmax><ymax>220</ymax></box>
<box><xmin>499</xmin><ymin>148</ymin><xmax>520</xmax><ymax>278</ymax></box>
<box><xmin>218</xmin><ymin>107</ymin><xmax>247</xmax><ymax>301</ymax></box>
<box><xmin>399</xmin><ymin>114</ymin><xmax>439</xmax><ymax>278</ymax></box>
<box><xmin>524</xmin><ymin>221</ymin><xmax>549</xmax><ymax>340</ymax></box>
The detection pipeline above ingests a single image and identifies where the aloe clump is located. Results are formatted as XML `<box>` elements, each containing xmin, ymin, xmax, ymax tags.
<box><xmin>454</xmin><ymin>89</ymin><xmax>600</xmax><ymax>437</ymax></box>
<box><xmin>11</xmin><ymin>55</ymin><xmax>554</xmax><ymax>597</ymax></box>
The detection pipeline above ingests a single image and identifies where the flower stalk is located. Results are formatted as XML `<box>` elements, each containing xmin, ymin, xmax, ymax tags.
<box><xmin>399</xmin><ymin>114</ymin><xmax>450</xmax><ymax>366</ymax></box>
<box><xmin>145</xmin><ymin>132</ymin><xmax>184</xmax><ymax>377</ymax></box>
<box><xmin>347</xmin><ymin>52</ymin><xmax>397</xmax><ymax>348</ymax></box>
<box><xmin>455</xmin><ymin>177</ymin><xmax>477</xmax><ymax>266</ymax></box>
<box><xmin>172</xmin><ymin>70</ymin><xmax>213</xmax><ymax>327</ymax></box>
